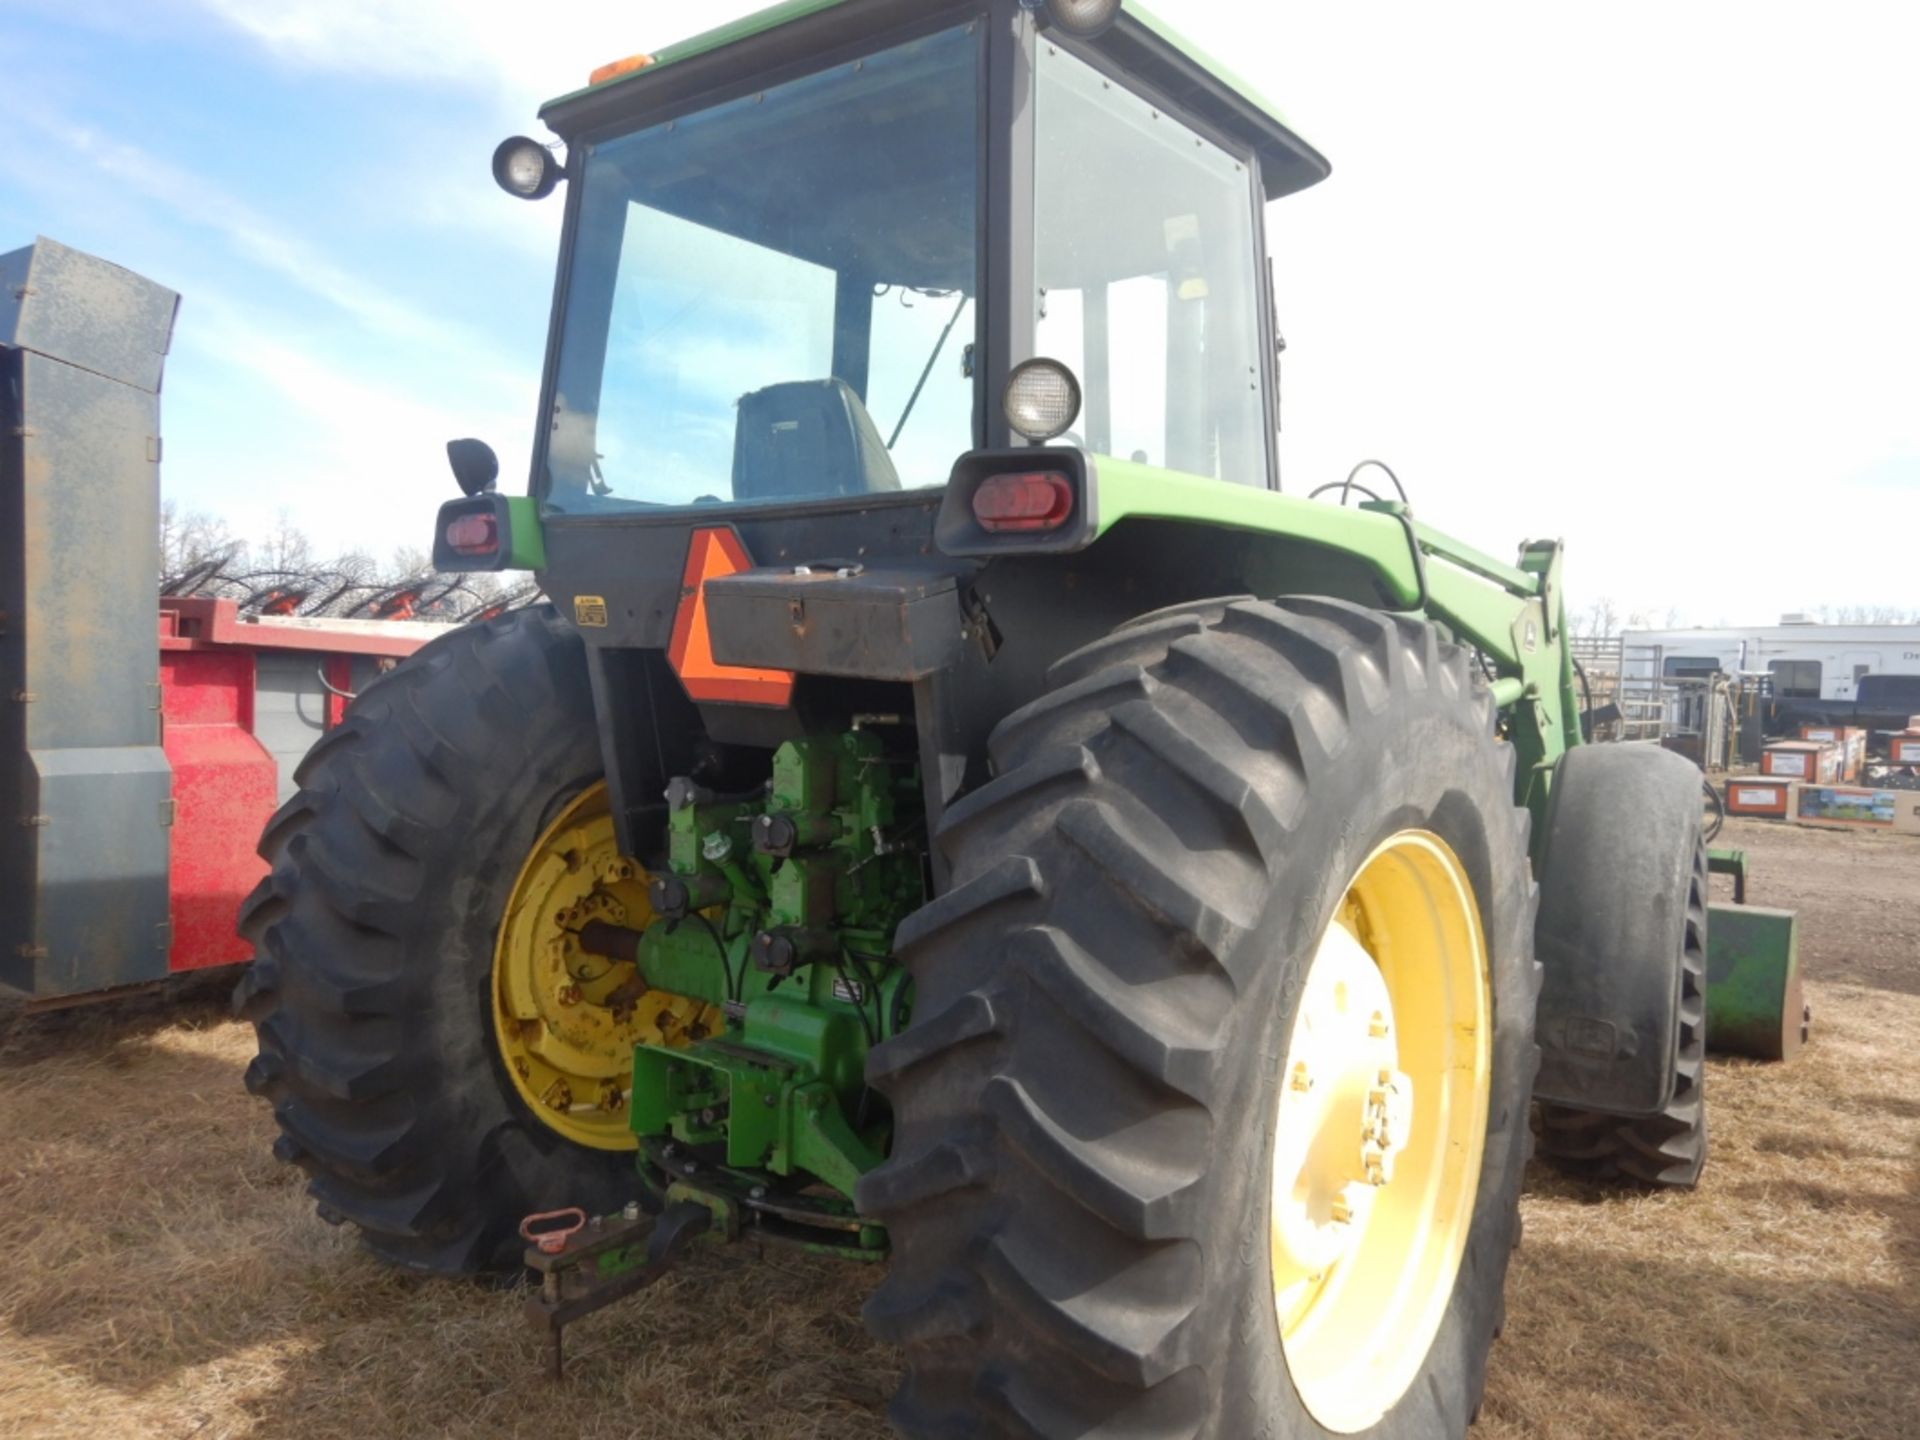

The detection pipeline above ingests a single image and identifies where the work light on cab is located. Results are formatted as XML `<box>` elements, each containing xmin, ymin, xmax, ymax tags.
<box><xmin>973</xmin><ymin>471</ymin><xmax>1075</xmax><ymax>532</ymax></box>
<box><xmin>1003</xmin><ymin>357</ymin><xmax>1083</xmax><ymax>442</ymax></box>
<box><xmin>492</xmin><ymin>136</ymin><xmax>562</xmax><ymax>200</ymax></box>
<box><xmin>1025</xmin><ymin>0</ymin><xmax>1124</xmax><ymax>39</ymax></box>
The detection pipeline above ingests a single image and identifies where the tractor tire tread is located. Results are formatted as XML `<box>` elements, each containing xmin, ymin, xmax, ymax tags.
<box><xmin>864</xmin><ymin>596</ymin><xmax>1539</xmax><ymax>1438</ymax></box>
<box><xmin>236</xmin><ymin>605</ymin><xmax>628</xmax><ymax>1273</ymax></box>
<box><xmin>1537</xmin><ymin>839</ymin><xmax>1709</xmax><ymax>1189</ymax></box>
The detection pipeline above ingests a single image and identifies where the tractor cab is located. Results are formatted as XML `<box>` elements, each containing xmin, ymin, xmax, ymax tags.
<box><xmin>448</xmin><ymin>0</ymin><xmax>1326</xmax><ymax>539</ymax></box>
<box><xmin>434</xmin><ymin>0</ymin><xmax>1360</xmax><ymax>860</ymax></box>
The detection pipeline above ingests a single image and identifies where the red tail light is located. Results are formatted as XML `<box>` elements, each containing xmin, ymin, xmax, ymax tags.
<box><xmin>446</xmin><ymin>513</ymin><xmax>499</xmax><ymax>556</ymax></box>
<box><xmin>972</xmin><ymin>471</ymin><xmax>1074</xmax><ymax>533</ymax></box>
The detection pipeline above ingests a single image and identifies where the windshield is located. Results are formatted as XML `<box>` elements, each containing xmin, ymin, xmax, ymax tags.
<box><xmin>543</xmin><ymin>23</ymin><xmax>981</xmax><ymax>512</ymax></box>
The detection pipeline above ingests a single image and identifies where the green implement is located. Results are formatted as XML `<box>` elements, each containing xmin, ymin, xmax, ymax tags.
<box><xmin>1705</xmin><ymin>904</ymin><xmax>1811</xmax><ymax>1062</ymax></box>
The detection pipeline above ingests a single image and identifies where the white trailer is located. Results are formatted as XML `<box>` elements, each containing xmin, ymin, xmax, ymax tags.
<box><xmin>1620</xmin><ymin>621</ymin><xmax>1920</xmax><ymax>702</ymax></box>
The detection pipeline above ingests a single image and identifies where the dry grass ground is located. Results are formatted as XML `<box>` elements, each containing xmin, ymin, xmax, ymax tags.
<box><xmin>3</xmin><ymin>816</ymin><xmax>1915</xmax><ymax>1439</ymax></box>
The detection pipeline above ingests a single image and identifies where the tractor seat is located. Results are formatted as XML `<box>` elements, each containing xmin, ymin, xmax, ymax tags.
<box><xmin>731</xmin><ymin>378</ymin><xmax>902</xmax><ymax>502</ymax></box>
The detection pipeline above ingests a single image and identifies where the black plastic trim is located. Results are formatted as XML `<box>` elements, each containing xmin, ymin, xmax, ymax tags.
<box><xmin>933</xmin><ymin>446</ymin><xmax>1097</xmax><ymax>556</ymax></box>
<box><xmin>1091</xmin><ymin>13</ymin><xmax>1331</xmax><ymax>199</ymax></box>
<box><xmin>430</xmin><ymin>494</ymin><xmax>514</xmax><ymax>573</ymax></box>
<box><xmin>983</xmin><ymin>1</ymin><xmax>1035</xmax><ymax>451</ymax></box>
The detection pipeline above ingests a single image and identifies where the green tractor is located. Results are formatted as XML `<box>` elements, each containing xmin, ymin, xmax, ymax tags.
<box><xmin>237</xmin><ymin>1</ymin><xmax>1724</xmax><ymax>1433</ymax></box>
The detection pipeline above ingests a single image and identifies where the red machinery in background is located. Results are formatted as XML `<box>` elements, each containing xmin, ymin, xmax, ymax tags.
<box><xmin>158</xmin><ymin>597</ymin><xmax>434</xmax><ymax>976</ymax></box>
<box><xmin>2</xmin><ymin>237</ymin><xmax>456</xmax><ymax>1008</ymax></box>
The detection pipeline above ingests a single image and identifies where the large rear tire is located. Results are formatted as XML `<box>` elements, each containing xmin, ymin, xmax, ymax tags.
<box><xmin>861</xmin><ymin>597</ymin><xmax>1540</xmax><ymax>1439</ymax></box>
<box><xmin>234</xmin><ymin>606</ymin><xmax>631</xmax><ymax>1273</ymax></box>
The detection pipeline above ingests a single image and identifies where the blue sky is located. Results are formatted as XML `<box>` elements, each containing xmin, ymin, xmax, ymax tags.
<box><xmin>3</xmin><ymin>1</ymin><xmax>1918</xmax><ymax>624</ymax></box>
<box><xmin>0</xmin><ymin>0</ymin><xmax>584</xmax><ymax>560</ymax></box>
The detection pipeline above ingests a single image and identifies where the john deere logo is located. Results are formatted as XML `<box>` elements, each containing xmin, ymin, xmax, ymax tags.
<box><xmin>573</xmin><ymin>595</ymin><xmax>609</xmax><ymax>628</ymax></box>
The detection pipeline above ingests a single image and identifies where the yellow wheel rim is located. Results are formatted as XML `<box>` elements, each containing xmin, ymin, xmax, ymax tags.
<box><xmin>1269</xmin><ymin>830</ymin><xmax>1493</xmax><ymax>1433</ymax></box>
<box><xmin>492</xmin><ymin>782</ymin><xmax>722</xmax><ymax>1151</ymax></box>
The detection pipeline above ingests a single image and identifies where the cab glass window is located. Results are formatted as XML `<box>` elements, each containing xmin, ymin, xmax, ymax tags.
<box><xmin>544</xmin><ymin>23</ymin><xmax>980</xmax><ymax>511</ymax></box>
<box><xmin>1033</xmin><ymin>42</ymin><xmax>1268</xmax><ymax>483</ymax></box>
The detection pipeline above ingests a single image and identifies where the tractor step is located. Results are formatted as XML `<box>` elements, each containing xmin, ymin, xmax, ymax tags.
<box><xmin>521</xmin><ymin>1197</ymin><xmax>717</xmax><ymax>1381</ymax></box>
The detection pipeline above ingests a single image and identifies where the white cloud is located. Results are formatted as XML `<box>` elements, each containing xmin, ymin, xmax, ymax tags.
<box><xmin>168</xmin><ymin>301</ymin><xmax>538</xmax><ymax>558</ymax></box>
<box><xmin>0</xmin><ymin>83</ymin><xmax>542</xmax><ymax>559</ymax></box>
<box><xmin>186</xmin><ymin>0</ymin><xmax>767</xmax><ymax>120</ymax></box>
<box><xmin>0</xmin><ymin>96</ymin><xmax>525</xmax><ymax>387</ymax></box>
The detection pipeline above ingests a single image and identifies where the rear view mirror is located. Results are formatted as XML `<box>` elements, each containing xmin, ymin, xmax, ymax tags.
<box><xmin>446</xmin><ymin>437</ymin><xmax>500</xmax><ymax>496</ymax></box>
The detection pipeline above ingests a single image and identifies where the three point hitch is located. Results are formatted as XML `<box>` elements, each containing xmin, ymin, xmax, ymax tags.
<box><xmin>521</xmin><ymin>1197</ymin><xmax>718</xmax><ymax>1381</ymax></box>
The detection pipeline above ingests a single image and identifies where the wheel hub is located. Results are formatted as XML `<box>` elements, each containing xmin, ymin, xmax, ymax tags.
<box><xmin>1268</xmin><ymin>830</ymin><xmax>1493</xmax><ymax>1434</ymax></box>
<box><xmin>1270</xmin><ymin>923</ymin><xmax>1415</xmax><ymax>1285</ymax></box>
<box><xmin>493</xmin><ymin>783</ymin><xmax>722</xmax><ymax>1151</ymax></box>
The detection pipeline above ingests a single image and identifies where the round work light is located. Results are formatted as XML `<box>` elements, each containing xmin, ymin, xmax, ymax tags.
<box><xmin>1003</xmin><ymin>358</ymin><xmax>1084</xmax><ymax>443</ymax></box>
<box><xmin>491</xmin><ymin>136</ymin><xmax>562</xmax><ymax>201</ymax></box>
<box><xmin>1033</xmin><ymin>0</ymin><xmax>1124</xmax><ymax>39</ymax></box>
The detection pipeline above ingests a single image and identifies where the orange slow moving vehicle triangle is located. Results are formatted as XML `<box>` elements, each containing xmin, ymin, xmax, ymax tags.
<box><xmin>666</xmin><ymin>527</ymin><xmax>796</xmax><ymax>707</ymax></box>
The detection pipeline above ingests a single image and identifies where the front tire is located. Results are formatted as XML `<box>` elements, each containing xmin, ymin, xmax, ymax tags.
<box><xmin>1537</xmin><ymin>837</ymin><xmax>1709</xmax><ymax>1189</ymax></box>
<box><xmin>234</xmin><ymin>606</ymin><xmax>631</xmax><ymax>1273</ymax></box>
<box><xmin>862</xmin><ymin>597</ymin><xmax>1540</xmax><ymax>1439</ymax></box>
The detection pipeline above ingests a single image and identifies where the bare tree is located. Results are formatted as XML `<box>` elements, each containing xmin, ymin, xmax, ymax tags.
<box><xmin>1575</xmin><ymin>596</ymin><xmax>1620</xmax><ymax>639</ymax></box>
<box><xmin>331</xmin><ymin>549</ymin><xmax>382</xmax><ymax>588</ymax></box>
<box><xmin>1808</xmin><ymin>604</ymin><xmax>1920</xmax><ymax>625</ymax></box>
<box><xmin>254</xmin><ymin>508</ymin><xmax>316</xmax><ymax>573</ymax></box>
<box><xmin>158</xmin><ymin>499</ymin><xmax>241</xmax><ymax>579</ymax></box>
<box><xmin>388</xmin><ymin>545</ymin><xmax>433</xmax><ymax>581</ymax></box>
<box><xmin>157</xmin><ymin>504</ymin><xmax>533</xmax><ymax>621</ymax></box>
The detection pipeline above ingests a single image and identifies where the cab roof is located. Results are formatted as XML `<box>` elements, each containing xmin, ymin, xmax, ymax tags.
<box><xmin>539</xmin><ymin>0</ymin><xmax>1329</xmax><ymax>200</ymax></box>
